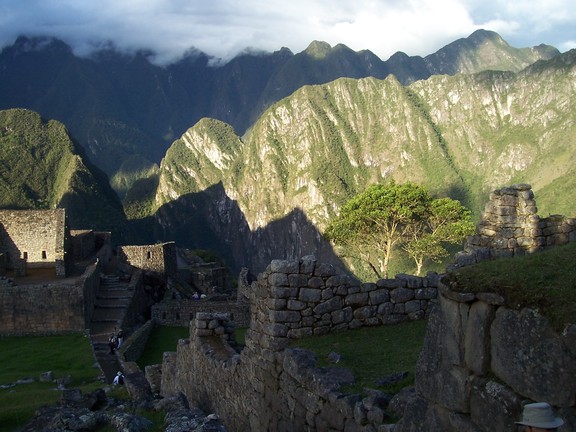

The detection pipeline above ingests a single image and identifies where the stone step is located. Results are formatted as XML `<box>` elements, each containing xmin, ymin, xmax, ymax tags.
<box><xmin>95</xmin><ymin>299</ymin><xmax>131</xmax><ymax>307</ymax></box>
<box><xmin>92</xmin><ymin>309</ymin><xmax>125</xmax><ymax>322</ymax></box>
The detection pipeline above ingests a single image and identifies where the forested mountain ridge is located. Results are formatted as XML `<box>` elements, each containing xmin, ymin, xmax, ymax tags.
<box><xmin>0</xmin><ymin>32</ymin><xmax>572</xmax><ymax>276</ymax></box>
<box><xmin>0</xmin><ymin>109</ymin><xmax>129</xmax><ymax>237</ymax></box>
<box><xmin>151</xmin><ymin>49</ymin><xmax>576</xmax><ymax>275</ymax></box>
<box><xmin>0</xmin><ymin>30</ymin><xmax>558</xmax><ymax>197</ymax></box>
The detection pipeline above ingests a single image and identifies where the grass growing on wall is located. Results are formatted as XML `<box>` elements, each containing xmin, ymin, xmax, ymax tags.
<box><xmin>290</xmin><ymin>319</ymin><xmax>428</xmax><ymax>394</ymax></box>
<box><xmin>444</xmin><ymin>241</ymin><xmax>576</xmax><ymax>331</ymax></box>
<box><xmin>0</xmin><ymin>333</ymin><xmax>102</xmax><ymax>432</ymax></box>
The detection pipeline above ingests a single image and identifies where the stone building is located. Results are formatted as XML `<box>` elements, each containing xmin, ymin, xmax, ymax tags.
<box><xmin>118</xmin><ymin>242</ymin><xmax>177</xmax><ymax>278</ymax></box>
<box><xmin>0</xmin><ymin>208</ymin><xmax>68</xmax><ymax>277</ymax></box>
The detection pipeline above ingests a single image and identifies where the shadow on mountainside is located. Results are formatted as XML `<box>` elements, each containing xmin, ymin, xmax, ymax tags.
<box><xmin>149</xmin><ymin>182</ymin><xmax>349</xmax><ymax>275</ymax></box>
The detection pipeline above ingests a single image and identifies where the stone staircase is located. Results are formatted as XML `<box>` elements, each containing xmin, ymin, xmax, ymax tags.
<box><xmin>89</xmin><ymin>274</ymin><xmax>134</xmax><ymax>384</ymax></box>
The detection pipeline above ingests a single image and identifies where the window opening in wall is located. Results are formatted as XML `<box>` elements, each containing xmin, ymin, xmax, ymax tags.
<box><xmin>162</xmin><ymin>312</ymin><xmax>166</xmax><ymax>320</ymax></box>
<box><xmin>42</xmin><ymin>251</ymin><xmax>47</xmax><ymax>260</ymax></box>
<box><xmin>23</xmin><ymin>251</ymin><xmax>28</xmax><ymax>260</ymax></box>
<box><xmin>190</xmin><ymin>313</ymin><xmax>194</xmax><ymax>320</ymax></box>
<box><xmin>147</xmin><ymin>251</ymin><xmax>152</xmax><ymax>259</ymax></box>
<box><xmin>176</xmin><ymin>312</ymin><xmax>180</xmax><ymax>320</ymax></box>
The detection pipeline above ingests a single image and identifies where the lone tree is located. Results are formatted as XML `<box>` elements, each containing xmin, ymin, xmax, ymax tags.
<box><xmin>324</xmin><ymin>182</ymin><xmax>474</xmax><ymax>278</ymax></box>
<box><xmin>402</xmin><ymin>197</ymin><xmax>475</xmax><ymax>275</ymax></box>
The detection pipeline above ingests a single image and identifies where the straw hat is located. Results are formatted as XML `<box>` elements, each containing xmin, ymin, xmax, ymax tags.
<box><xmin>516</xmin><ymin>402</ymin><xmax>564</xmax><ymax>428</ymax></box>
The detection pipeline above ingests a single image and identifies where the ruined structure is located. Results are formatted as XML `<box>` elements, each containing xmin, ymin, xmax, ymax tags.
<box><xmin>152</xmin><ymin>184</ymin><xmax>575</xmax><ymax>431</ymax></box>
<box><xmin>159</xmin><ymin>256</ymin><xmax>440</xmax><ymax>431</ymax></box>
<box><xmin>0</xmin><ymin>209</ymin><xmax>67</xmax><ymax>277</ymax></box>
<box><xmin>451</xmin><ymin>184</ymin><xmax>576</xmax><ymax>269</ymax></box>
<box><xmin>0</xmin><ymin>209</ymin><xmax>166</xmax><ymax>337</ymax></box>
<box><xmin>118</xmin><ymin>242</ymin><xmax>177</xmax><ymax>278</ymax></box>
<box><xmin>393</xmin><ymin>283</ymin><xmax>576</xmax><ymax>432</ymax></box>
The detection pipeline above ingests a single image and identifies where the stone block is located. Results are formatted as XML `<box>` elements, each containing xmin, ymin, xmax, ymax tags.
<box><xmin>415</xmin><ymin>287</ymin><xmax>436</xmax><ymax>300</ymax></box>
<box><xmin>307</xmin><ymin>276</ymin><xmax>325</xmax><ymax>289</ymax></box>
<box><xmin>331</xmin><ymin>307</ymin><xmax>353</xmax><ymax>324</ymax></box>
<box><xmin>270</xmin><ymin>286</ymin><xmax>297</xmax><ymax>299</ymax></box>
<box><xmin>268</xmin><ymin>310</ymin><xmax>301</xmax><ymax>323</ymax></box>
<box><xmin>288</xmin><ymin>273</ymin><xmax>308</xmax><ymax>287</ymax></box>
<box><xmin>361</xmin><ymin>282</ymin><xmax>378</xmax><ymax>292</ymax></box>
<box><xmin>270</xmin><ymin>259</ymin><xmax>300</xmax><ymax>274</ymax></box>
<box><xmin>390</xmin><ymin>287</ymin><xmax>415</xmax><ymax>303</ymax></box>
<box><xmin>491</xmin><ymin>307</ymin><xmax>576</xmax><ymax>406</ymax></box>
<box><xmin>287</xmin><ymin>299</ymin><xmax>306</xmax><ymax>311</ymax></box>
<box><xmin>353</xmin><ymin>306</ymin><xmax>377</xmax><ymax>320</ymax></box>
<box><xmin>268</xmin><ymin>272</ymin><xmax>289</xmax><ymax>287</ymax></box>
<box><xmin>345</xmin><ymin>292</ymin><xmax>369</xmax><ymax>307</ymax></box>
<box><xmin>464</xmin><ymin>301</ymin><xmax>495</xmax><ymax>375</ymax></box>
<box><xmin>377</xmin><ymin>302</ymin><xmax>394</xmax><ymax>316</ymax></box>
<box><xmin>300</xmin><ymin>255</ymin><xmax>317</xmax><ymax>275</ymax></box>
<box><xmin>404</xmin><ymin>300</ymin><xmax>421</xmax><ymax>314</ymax></box>
<box><xmin>299</xmin><ymin>287</ymin><xmax>322</xmax><ymax>302</ymax></box>
<box><xmin>326</xmin><ymin>274</ymin><xmax>350</xmax><ymax>287</ymax></box>
<box><xmin>469</xmin><ymin>378</ymin><xmax>521</xmax><ymax>432</ymax></box>
<box><xmin>376</xmin><ymin>278</ymin><xmax>401</xmax><ymax>289</ymax></box>
<box><xmin>314</xmin><ymin>263</ymin><xmax>337</xmax><ymax>277</ymax></box>
<box><xmin>313</xmin><ymin>296</ymin><xmax>343</xmax><ymax>315</ymax></box>
<box><xmin>369</xmin><ymin>289</ymin><xmax>390</xmax><ymax>305</ymax></box>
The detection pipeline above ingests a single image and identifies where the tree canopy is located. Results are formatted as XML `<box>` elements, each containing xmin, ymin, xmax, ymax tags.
<box><xmin>324</xmin><ymin>182</ymin><xmax>474</xmax><ymax>278</ymax></box>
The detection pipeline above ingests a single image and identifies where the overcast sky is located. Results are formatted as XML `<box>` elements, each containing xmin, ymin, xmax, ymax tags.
<box><xmin>0</xmin><ymin>0</ymin><xmax>574</xmax><ymax>65</ymax></box>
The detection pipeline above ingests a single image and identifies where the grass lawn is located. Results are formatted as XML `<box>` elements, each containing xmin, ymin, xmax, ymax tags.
<box><xmin>290</xmin><ymin>319</ymin><xmax>428</xmax><ymax>394</ymax></box>
<box><xmin>136</xmin><ymin>325</ymin><xmax>190</xmax><ymax>369</ymax></box>
<box><xmin>137</xmin><ymin>321</ymin><xmax>427</xmax><ymax>396</ymax></box>
<box><xmin>0</xmin><ymin>333</ymin><xmax>102</xmax><ymax>432</ymax></box>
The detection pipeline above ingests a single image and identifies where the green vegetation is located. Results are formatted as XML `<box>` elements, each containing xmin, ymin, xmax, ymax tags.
<box><xmin>0</xmin><ymin>333</ymin><xmax>101</xmax><ymax>432</ymax></box>
<box><xmin>444</xmin><ymin>241</ymin><xmax>576</xmax><ymax>331</ymax></box>
<box><xmin>136</xmin><ymin>326</ymin><xmax>190</xmax><ymax>369</ymax></box>
<box><xmin>324</xmin><ymin>182</ymin><xmax>474</xmax><ymax>278</ymax></box>
<box><xmin>290</xmin><ymin>319</ymin><xmax>428</xmax><ymax>394</ymax></box>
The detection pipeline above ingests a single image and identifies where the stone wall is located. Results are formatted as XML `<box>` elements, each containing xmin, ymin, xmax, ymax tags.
<box><xmin>160</xmin><ymin>256</ymin><xmax>439</xmax><ymax>431</ymax></box>
<box><xmin>451</xmin><ymin>184</ymin><xmax>576</xmax><ymax>269</ymax></box>
<box><xmin>394</xmin><ymin>283</ymin><xmax>576</xmax><ymax>432</ymax></box>
<box><xmin>0</xmin><ymin>260</ymin><xmax>101</xmax><ymax>335</ymax></box>
<box><xmin>118</xmin><ymin>269</ymin><xmax>148</xmax><ymax>333</ymax></box>
<box><xmin>118</xmin><ymin>242</ymin><xmax>177</xmax><ymax>277</ymax></box>
<box><xmin>151</xmin><ymin>300</ymin><xmax>251</xmax><ymax>327</ymax></box>
<box><xmin>0</xmin><ymin>208</ymin><xmax>67</xmax><ymax>276</ymax></box>
<box><xmin>118</xmin><ymin>319</ymin><xmax>155</xmax><ymax>362</ymax></box>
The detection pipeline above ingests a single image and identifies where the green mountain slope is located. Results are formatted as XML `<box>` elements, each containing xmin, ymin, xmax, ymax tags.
<box><xmin>154</xmin><ymin>49</ymin><xmax>576</xmax><ymax>273</ymax></box>
<box><xmin>0</xmin><ymin>108</ymin><xmax>129</xmax><ymax>238</ymax></box>
<box><xmin>0</xmin><ymin>31</ymin><xmax>558</xmax><ymax>192</ymax></box>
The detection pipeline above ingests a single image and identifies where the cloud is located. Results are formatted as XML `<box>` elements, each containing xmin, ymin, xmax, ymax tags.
<box><xmin>0</xmin><ymin>0</ymin><xmax>574</xmax><ymax>65</ymax></box>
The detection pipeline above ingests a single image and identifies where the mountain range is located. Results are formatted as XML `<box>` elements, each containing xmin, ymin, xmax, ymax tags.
<box><xmin>0</xmin><ymin>30</ymin><xmax>573</xmax><ymax>276</ymax></box>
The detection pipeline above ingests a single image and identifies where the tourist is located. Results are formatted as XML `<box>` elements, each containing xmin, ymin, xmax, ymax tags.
<box><xmin>116</xmin><ymin>329</ymin><xmax>124</xmax><ymax>348</ymax></box>
<box><xmin>113</xmin><ymin>371</ymin><xmax>124</xmax><ymax>385</ymax></box>
<box><xmin>108</xmin><ymin>333</ymin><xmax>117</xmax><ymax>354</ymax></box>
<box><xmin>516</xmin><ymin>402</ymin><xmax>564</xmax><ymax>431</ymax></box>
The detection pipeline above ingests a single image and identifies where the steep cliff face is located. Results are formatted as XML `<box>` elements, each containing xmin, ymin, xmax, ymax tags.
<box><xmin>154</xmin><ymin>50</ymin><xmax>576</xmax><ymax>273</ymax></box>
<box><xmin>0</xmin><ymin>31</ymin><xmax>558</xmax><ymax>187</ymax></box>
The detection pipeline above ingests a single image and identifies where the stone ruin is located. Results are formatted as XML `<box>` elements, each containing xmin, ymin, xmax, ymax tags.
<box><xmin>450</xmin><ymin>183</ymin><xmax>576</xmax><ymax>269</ymax></box>
<box><xmin>393</xmin><ymin>279</ymin><xmax>576</xmax><ymax>432</ymax></box>
<box><xmin>158</xmin><ymin>256</ymin><xmax>440</xmax><ymax>431</ymax></box>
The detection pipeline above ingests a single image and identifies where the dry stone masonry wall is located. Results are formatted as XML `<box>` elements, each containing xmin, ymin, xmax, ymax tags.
<box><xmin>161</xmin><ymin>256</ymin><xmax>439</xmax><ymax>431</ymax></box>
<box><xmin>0</xmin><ymin>208</ymin><xmax>67</xmax><ymax>276</ymax></box>
<box><xmin>249</xmin><ymin>256</ymin><xmax>438</xmax><ymax>344</ymax></box>
<box><xmin>118</xmin><ymin>242</ymin><xmax>177</xmax><ymax>277</ymax></box>
<box><xmin>394</xmin><ymin>283</ymin><xmax>576</xmax><ymax>432</ymax></box>
<box><xmin>451</xmin><ymin>184</ymin><xmax>576</xmax><ymax>269</ymax></box>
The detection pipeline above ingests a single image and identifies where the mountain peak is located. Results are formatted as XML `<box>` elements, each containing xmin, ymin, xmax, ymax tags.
<box><xmin>304</xmin><ymin>41</ymin><xmax>333</xmax><ymax>59</ymax></box>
